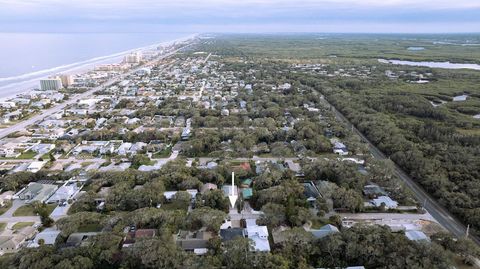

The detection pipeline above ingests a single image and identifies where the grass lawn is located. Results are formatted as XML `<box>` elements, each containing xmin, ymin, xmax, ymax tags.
<box><xmin>40</xmin><ymin>150</ymin><xmax>54</xmax><ymax>160</ymax></box>
<box><xmin>310</xmin><ymin>219</ymin><xmax>328</xmax><ymax>229</ymax></box>
<box><xmin>0</xmin><ymin>202</ymin><xmax>13</xmax><ymax>216</ymax></box>
<box><xmin>12</xmin><ymin>222</ymin><xmax>34</xmax><ymax>230</ymax></box>
<box><xmin>77</xmin><ymin>223</ymin><xmax>103</xmax><ymax>232</ymax></box>
<box><xmin>159</xmin><ymin>202</ymin><xmax>188</xmax><ymax>212</ymax></box>
<box><xmin>453</xmin><ymin>256</ymin><xmax>476</xmax><ymax>269</ymax></box>
<box><xmin>81</xmin><ymin>161</ymin><xmax>94</xmax><ymax>167</ymax></box>
<box><xmin>16</xmin><ymin>150</ymin><xmax>37</xmax><ymax>160</ymax></box>
<box><xmin>0</xmin><ymin>223</ymin><xmax>6</xmax><ymax>231</ymax></box>
<box><xmin>13</xmin><ymin>204</ymin><xmax>57</xmax><ymax>217</ymax></box>
<box><xmin>152</xmin><ymin>148</ymin><xmax>172</xmax><ymax>158</ymax></box>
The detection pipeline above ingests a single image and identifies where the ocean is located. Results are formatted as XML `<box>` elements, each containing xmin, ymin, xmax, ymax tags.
<box><xmin>0</xmin><ymin>32</ymin><xmax>191</xmax><ymax>99</ymax></box>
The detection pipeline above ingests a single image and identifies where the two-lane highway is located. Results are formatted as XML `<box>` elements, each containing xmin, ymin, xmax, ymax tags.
<box><xmin>320</xmin><ymin>95</ymin><xmax>480</xmax><ymax>245</ymax></box>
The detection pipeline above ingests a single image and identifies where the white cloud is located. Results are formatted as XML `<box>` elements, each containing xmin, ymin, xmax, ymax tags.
<box><xmin>0</xmin><ymin>0</ymin><xmax>479</xmax><ymax>32</ymax></box>
<box><xmin>1</xmin><ymin>0</ymin><xmax>479</xmax><ymax>10</ymax></box>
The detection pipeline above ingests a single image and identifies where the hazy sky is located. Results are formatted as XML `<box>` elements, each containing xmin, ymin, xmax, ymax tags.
<box><xmin>1</xmin><ymin>0</ymin><xmax>479</xmax><ymax>33</ymax></box>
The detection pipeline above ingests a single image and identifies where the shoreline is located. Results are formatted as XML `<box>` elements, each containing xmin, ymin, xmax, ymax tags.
<box><xmin>0</xmin><ymin>34</ymin><xmax>197</xmax><ymax>101</ymax></box>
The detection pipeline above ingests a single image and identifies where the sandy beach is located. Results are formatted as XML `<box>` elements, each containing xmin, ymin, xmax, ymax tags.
<box><xmin>0</xmin><ymin>34</ymin><xmax>197</xmax><ymax>101</ymax></box>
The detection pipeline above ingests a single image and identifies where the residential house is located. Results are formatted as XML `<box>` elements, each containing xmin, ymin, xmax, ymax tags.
<box><xmin>405</xmin><ymin>230</ymin><xmax>430</xmax><ymax>242</ymax></box>
<box><xmin>26</xmin><ymin>161</ymin><xmax>47</xmax><ymax>173</ymax></box>
<box><xmin>219</xmin><ymin>228</ymin><xmax>245</xmax><ymax>242</ymax></box>
<box><xmin>363</xmin><ymin>184</ymin><xmax>387</xmax><ymax>198</ymax></box>
<box><xmin>245</xmin><ymin>219</ymin><xmax>270</xmax><ymax>252</ymax></box>
<box><xmin>15</xmin><ymin>182</ymin><xmax>58</xmax><ymax>203</ymax></box>
<box><xmin>3</xmin><ymin>110</ymin><xmax>22</xmax><ymax>122</ymax></box>
<box><xmin>242</xmin><ymin>188</ymin><xmax>253</xmax><ymax>200</ymax></box>
<box><xmin>333</xmin><ymin>141</ymin><xmax>349</xmax><ymax>156</ymax></box>
<box><xmin>27</xmin><ymin>228</ymin><xmax>61</xmax><ymax>248</ymax></box>
<box><xmin>0</xmin><ymin>102</ymin><xmax>16</xmax><ymax>109</ymax></box>
<box><xmin>285</xmin><ymin>160</ymin><xmax>303</xmax><ymax>176</ymax></box>
<box><xmin>0</xmin><ymin>226</ymin><xmax>37</xmax><ymax>253</ymax></box>
<box><xmin>200</xmin><ymin>183</ymin><xmax>218</xmax><ymax>194</ymax></box>
<box><xmin>370</xmin><ymin>196</ymin><xmax>398</xmax><ymax>209</ymax></box>
<box><xmin>0</xmin><ymin>191</ymin><xmax>14</xmax><ymax>207</ymax></box>
<box><xmin>309</xmin><ymin>224</ymin><xmax>339</xmax><ymax>239</ymax></box>
<box><xmin>117</xmin><ymin>142</ymin><xmax>133</xmax><ymax>155</ymax></box>
<box><xmin>122</xmin><ymin>229</ymin><xmax>156</xmax><ymax>248</ymax></box>
<box><xmin>29</xmin><ymin>144</ymin><xmax>55</xmax><ymax>155</ymax></box>
<box><xmin>65</xmin><ymin>232</ymin><xmax>99</xmax><ymax>247</ymax></box>
<box><xmin>175</xmin><ymin>229</ymin><xmax>214</xmax><ymax>255</ymax></box>
<box><xmin>163</xmin><ymin>189</ymin><xmax>198</xmax><ymax>202</ymax></box>
<box><xmin>47</xmin><ymin>180</ymin><xmax>83</xmax><ymax>204</ymax></box>
<box><xmin>222</xmin><ymin>185</ymin><xmax>238</xmax><ymax>198</ymax></box>
<box><xmin>303</xmin><ymin>182</ymin><xmax>321</xmax><ymax>206</ymax></box>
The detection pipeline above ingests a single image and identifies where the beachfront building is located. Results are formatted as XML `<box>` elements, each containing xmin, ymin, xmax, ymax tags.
<box><xmin>59</xmin><ymin>75</ymin><xmax>74</xmax><ymax>88</ymax></box>
<box><xmin>40</xmin><ymin>78</ymin><xmax>62</xmax><ymax>91</ymax></box>
<box><xmin>124</xmin><ymin>52</ymin><xmax>142</xmax><ymax>64</ymax></box>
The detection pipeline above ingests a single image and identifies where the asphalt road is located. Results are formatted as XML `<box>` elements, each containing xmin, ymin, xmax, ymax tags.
<box><xmin>322</xmin><ymin>96</ymin><xmax>480</xmax><ymax>245</ymax></box>
<box><xmin>0</xmin><ymin>43</ymin><xmax>192</xmax><ymax>140</ymax></box>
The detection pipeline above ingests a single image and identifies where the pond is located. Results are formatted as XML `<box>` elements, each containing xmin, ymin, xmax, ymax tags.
<box><xmin>407</xmin><ymin>47</ymin><xmax>425</xmax><ymax>51</ymax></box>
<box><xmin>378</xmin><ymin>59</ymin><xmax>480</xmax><ymax>70</ymax></box>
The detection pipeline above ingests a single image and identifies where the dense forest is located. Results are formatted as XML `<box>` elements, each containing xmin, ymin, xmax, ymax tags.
<box><xmin>304</xmin><ymin>75</ymin><xmax>480</xmax><ymax>234</ymax></box>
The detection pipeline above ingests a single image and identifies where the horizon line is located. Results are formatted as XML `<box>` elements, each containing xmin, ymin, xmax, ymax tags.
<box><xmin>1</xmin><ymin>31</ymin><xmax>480</xmax><ymax>35</ymax></box>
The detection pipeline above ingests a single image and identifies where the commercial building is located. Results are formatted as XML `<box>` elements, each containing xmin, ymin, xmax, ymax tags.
<box><xmin>59</xmin><ymin>75</ymin><xmax>74</xmax><ymax>88</ymax></box>
<box><xmin>40</xmin><ymin>78</ymin><xmax>62</xmax><ymax>91</ymax></box>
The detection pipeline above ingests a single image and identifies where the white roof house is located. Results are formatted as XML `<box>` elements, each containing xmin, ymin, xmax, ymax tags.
<box><xmin>29</xmin><ymin>144</ymin><xmax>55</xmax><ymax>155</ymax></box>
<box><xmin>334</xmin><ymin>148</ymin><xmax>349</xmax><ymax>156</ymax></box>
<box><xmin>163</xmin><ymin>189</ymin><xmax>198</xmax><ymax>201</ymax></box>
<box><xmin>245</xmin><ymin>219</ymin><xmax>270</xmax><ymax>252</ymax></box>
<box><xmin>371</xmin><ymin>196</ymin><xmax>398</xmax><ymax>209</ymax></box>
<box><xmin>117</xmin><ymin>143</ymin><xmax>133</xmax><ymax>155</ymax></box>
<box><xmin>78</xmin><ymin>98</ymin><xmax>100</xmax><ymax>108</ymax></box>
<box><xmin>285</xmin><ymin>160</ymin><xmax>301</xmax><ymax>173</ymax></box>
<box><xmin>405</xmin><ymin>230</ymin><xmax>429</xmax><ymax>242</ymax></box>
<box><xmin>47</xmin><ymin>181</ymin><xmax>82</xmax><ymax>204</ymax></box>
<box><xmin>27</xmin><ymin>228</ymin><xmax>61</xmax><ymax>248</ymax></box>
<box><xmin>26</xmin><ymin>161</ymin><xmax>47</xmax><ymax>173</ymax></box>
<box><xmin>453</xmin><ymin>95</ymin><xmax>468</xmax><ymax>102</ymax></box>
<box><xmin>0</xmin><ymin>191</ymin><xmax>14</xmax><ymax>207</ymax></box>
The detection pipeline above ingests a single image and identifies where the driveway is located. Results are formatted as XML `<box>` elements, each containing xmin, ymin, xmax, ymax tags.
<box><xmin>1</xmin><ymin>199</ymin><xmax>25</xmax><ymax>218</ymax></box>
<box><xmin>0</xmin><ymin>216</ymin><xmax>40</xmax><ymax>224</ymax></box>
<box><xmin>50</xmin><ymin>203</ymin><xmax>72</xmax><ymax>221</ymax></box>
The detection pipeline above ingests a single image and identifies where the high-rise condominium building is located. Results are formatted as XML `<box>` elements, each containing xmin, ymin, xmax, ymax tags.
<box><xmin>40</xmin><ymin>78</ymin><xmax>63</xmax><ymax>91</ymax></box>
